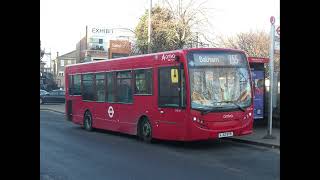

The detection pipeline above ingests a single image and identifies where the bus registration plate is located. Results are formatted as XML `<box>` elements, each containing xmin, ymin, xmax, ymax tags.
<box><xmin>218</xmin><ymin>132</ymin><xmax>233</xmax><ymax>138</ymax></box>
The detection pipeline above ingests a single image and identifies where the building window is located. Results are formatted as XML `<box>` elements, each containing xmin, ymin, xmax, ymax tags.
<box><xmin>59</xmin><ymin>71</ymin><xmax>64</xmax><ymax>77</ymax></box>
<box><xmin>106</xmin><ymin>72</ymin><xmax>115</xmax><ymax>102</ymax></box>
<box><xmin>82</xmin><ymin>74</ymin><xmax>95</xmax><ymax>101</ymax></box>
<box><xmin>116</xmin><ymin>71</ymin><xmax>132</xmax><ymax>103</ymax></box>
<box><xmin>60</xmin><ymin>60</ymin><xmax>64</xmax><ymax>66</ymax></box>
<box><xmin>99</xmin><ymin>39</ymin><xmax>103</xmax><ymax>44</ymax></box>
<box><xmin>134</xmin><ymin>69</ymin><xmax>152</xmax><ymax>95</ymax></box>
<box><xmin>95</xmin><ymin>73</ymin><xmax>105</xmax><ymax>102</ymax></box>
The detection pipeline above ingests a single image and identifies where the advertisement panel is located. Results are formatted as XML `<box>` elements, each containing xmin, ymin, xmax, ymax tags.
<box><xmin>251</xmin><ymin>70</ymin><xmax>264</xmax><ymax>119</ymax></box>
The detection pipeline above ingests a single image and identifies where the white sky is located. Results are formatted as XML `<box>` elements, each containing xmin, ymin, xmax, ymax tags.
<box><xmin>40</xmin><ymin>0</ymin><xmax>280</xmax><ymax>66</ymax></box>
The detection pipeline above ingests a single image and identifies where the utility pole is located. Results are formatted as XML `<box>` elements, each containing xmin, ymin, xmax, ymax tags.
<box><xmin>196</xmin><ymin>32</ymin><xmax>199</xmax><ymax>48</ymax></box>
<box><xmin>264</xmin><ymin>16</ymin><xmax>276</xmax><ymax>139</ymax></box>
<box><xmin>147</xmin><ymin>0</ymin><xmax>152</xmax><ymax>54</ymax></box>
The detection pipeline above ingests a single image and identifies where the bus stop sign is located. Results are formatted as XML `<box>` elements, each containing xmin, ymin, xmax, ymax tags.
<box><xmin>276</xmin><ymin>26</ymin><xmax>280</xmax><ymax>36</ymax></box>
<box><xmin>270</xmin><ymin>16</ymin><xmax>275</xmax><ymax>24</ymax></box>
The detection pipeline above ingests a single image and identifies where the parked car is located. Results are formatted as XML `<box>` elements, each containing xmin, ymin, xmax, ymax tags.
<box><xmin>40</xmin><ymin>89</ymin><xmax>65</xmax><ymax>104</ymax></box>
<box><xmin>40</xmin><ymin>89</ymin><xmax>49</xmax><ymax>96</ymax></box>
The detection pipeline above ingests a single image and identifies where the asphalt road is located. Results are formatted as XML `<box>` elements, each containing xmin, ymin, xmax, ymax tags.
<box><xmin>40</xmin><ymin>110</ymin><xmax>280</xmax><ymax>180</ymax></box>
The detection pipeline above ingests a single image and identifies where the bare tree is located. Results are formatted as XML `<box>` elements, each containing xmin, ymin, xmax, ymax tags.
<box><xmin>161</xmin><ymin>0</ymin><xmax>216</xmax><ymax>48</ymax></box>
<box><xmin>218</xmin><ymin>31</ymin><xmax>270</xmax><ymax>57</ymax></box>
<box><xmin>218</xmin><ymin>30</ymin><xmax>280</xmax><ymax>75</ymax></box>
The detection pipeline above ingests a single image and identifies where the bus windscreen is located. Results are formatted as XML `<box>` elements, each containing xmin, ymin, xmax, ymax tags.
<box><xmin>188</xmin><ymin>51</ymin><xmax>251</xmax><ymax>111</ymax></box>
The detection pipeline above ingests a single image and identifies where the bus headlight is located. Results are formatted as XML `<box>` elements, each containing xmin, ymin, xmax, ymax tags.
<box><xmin>193</xmin><ymin>117</ymin><xmax>197</xmax><ymax>121</ymax></box>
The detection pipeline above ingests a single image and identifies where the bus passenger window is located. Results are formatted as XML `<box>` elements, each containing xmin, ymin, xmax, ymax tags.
<box><xmin>116</xmin><ymin>71</ymin><xmax>133</xmax><ymax>103</ymax></box>
<box><xmin>134</xmin><ymin>69</ymin><xmax>152</xmax><ymax>95</ymax></box>
<box><xmin>95</xmin><ymin>73</ymin><xmax>105</xmax><ymax>102</ymax></box>
<box><xmin>73</xmin><ymin>75</ymin><xmax>81</xmax><ymax>95</ymax></box>
<box><xmin>68</xmin><ymin>75</ymin><xmax>73</xmax><ymax>95</ymax></box>
<box><xmin>82</xmin><ymin>74</ymin><xmax>95</xmax><ymax>101</ymax></box>
<box><xmin>106</xmin><ymin>72</ymin><xmax>115</xmax><ymax>102</ymax></box>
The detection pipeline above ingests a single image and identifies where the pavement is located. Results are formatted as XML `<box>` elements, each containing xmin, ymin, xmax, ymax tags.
<box><xmin>40</xmin><ymin>103</ymin><xmax>280</xmax><ymax>149</ymax></box>
<box><xmin>226</xmin><ymin>124</ymin><xmax>280</xmax><ymax>149</ymax></box>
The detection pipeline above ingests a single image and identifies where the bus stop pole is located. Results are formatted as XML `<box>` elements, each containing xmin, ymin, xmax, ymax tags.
<box><xmin>264</xmin><ymin>17</ymin><xmax>276</xmax><ymax>139</ymax></box>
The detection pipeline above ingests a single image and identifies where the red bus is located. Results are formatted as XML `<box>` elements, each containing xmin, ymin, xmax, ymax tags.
<box><xmin>65</xmin><ymin>48</ymin><xmax>253</xmax><ymax>142</ymax></box>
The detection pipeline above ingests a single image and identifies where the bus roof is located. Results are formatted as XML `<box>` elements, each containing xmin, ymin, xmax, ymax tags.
<box><xmin>66</xmin><ymin>48</ymin><xmax>246</xmax><ymax>68</ymax></box>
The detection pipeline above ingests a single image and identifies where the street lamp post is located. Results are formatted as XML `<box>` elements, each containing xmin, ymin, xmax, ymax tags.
<box><xmin>148</xmin><ymin>0</ymin><xmax>152</xmax><ymax>54</ymax></box>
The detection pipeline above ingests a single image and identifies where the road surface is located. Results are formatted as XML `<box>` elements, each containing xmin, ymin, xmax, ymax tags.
<box><xmin>40</xmin><ymin>110</ymin><xmax>280</xmax><ymax>180</ymax></box>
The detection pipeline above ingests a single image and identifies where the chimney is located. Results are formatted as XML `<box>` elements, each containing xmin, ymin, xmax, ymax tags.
<box><xmin>56</xmin><ymin>52</ymin><xmax>59</xmax><ymax>58</ymax></box>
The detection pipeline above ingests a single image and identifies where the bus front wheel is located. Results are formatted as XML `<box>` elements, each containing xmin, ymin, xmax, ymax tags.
<box><xmin>139</xmin><ymin>117</ymin><xmax>152</xmax><ymax>143</ymax></box>
<box><xmin>83</xmin><ymin>111</ymin><xmax>93</xmax><ymax>131</ymax></box>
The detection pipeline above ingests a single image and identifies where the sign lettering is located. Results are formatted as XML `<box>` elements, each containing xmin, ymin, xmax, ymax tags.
<box><xmin>92</xmin><ymin>28</ymin><xmax>113</xmax><ymax>34</ymax></box>
<box><xmin>161</xmin><ymin>53</ymin><xmax>176</xmax><ymax>62</ymax></box>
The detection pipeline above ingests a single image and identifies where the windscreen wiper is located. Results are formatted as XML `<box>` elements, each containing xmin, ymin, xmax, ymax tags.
<box><xmin>199</xmin><ymin>101</ymin><xmax>245</xmax><ymax>115</ymax></box>
<box><xmin>200</xmin><ymin>106</ymin><xmax>224</xmax><ymax>115</ymax></box>
<box><xmin>204</xmin><ymin>101</ymin><xmax>245</xmax><ymax>113</ymax></box>
<box><xmin>230</xmin><ymin>101</ymin><xmax>246</xmax><ymax>112</ymax></box>
<box><xmin>219</xmin><ymin>101</ymin><xmax>245</xmax><ymax>112</ymax></box>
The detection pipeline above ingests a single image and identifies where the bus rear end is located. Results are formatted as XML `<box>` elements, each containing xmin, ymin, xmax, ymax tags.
<box><xmin>185</xmin><ymin>49</ymin><xmax>253</xmax><ymax>141</ymax></box>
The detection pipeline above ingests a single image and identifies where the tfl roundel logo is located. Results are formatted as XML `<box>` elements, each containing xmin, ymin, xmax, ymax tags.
<box><xmin>108</xmin><ymin>106</ymin><xmax>114</xmax><ymax>118</ymax></box>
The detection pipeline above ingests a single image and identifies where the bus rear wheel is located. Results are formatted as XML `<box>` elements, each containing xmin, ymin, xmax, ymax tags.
<box><xmin>83</xmin><ymin>111</ymin><xmax>93</xmax><ymax>131</ymax></box>
<box><xmin>139</xmin><ymin>117</ymin><xmax>152</xmax><ymax>143</ymax></box>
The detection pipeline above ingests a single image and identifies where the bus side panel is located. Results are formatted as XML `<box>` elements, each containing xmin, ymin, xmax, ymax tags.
<box><xmin>91</xmin><ymin>102</ymin><xmax>119</xmax><ymax>132</ymax></box>
<box><xmin>152</xmin><ymin>122</ymin><xmax>187</xmax><ymax>141</ymax></box>
<box><xmin>124</xmin><ymin>95</ymin><xmax>158</xmax><ymax>135</ymax></box>
<box><xmin>72</xmin><ymin>97</ymin><xmax>85</xmax><ymax>125</ymax></box>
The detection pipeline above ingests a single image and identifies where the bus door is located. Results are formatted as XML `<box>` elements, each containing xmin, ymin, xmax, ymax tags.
<box><xmin>67</xmin><ymin>74</ymin><xmax>83</xmax><ymax>123</ymax></box>
<box><xmin>155</xmin><ymin>65</ymin><xmax>187</xmax><ymax>140</ymax></box>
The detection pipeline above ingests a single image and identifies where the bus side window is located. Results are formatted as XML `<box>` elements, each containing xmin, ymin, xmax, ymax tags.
<box><xmin>68</xmin><ymin>75</ymin><xmax>73</xmax><ymax>95</ymax></box>
<box><xmin>82</xmin><ymin>74</ymin><xmax>95</xmax><ymax>101</ymax></box>
<box><xmin>106</xmin><ymin>72</ymin><xmax>115</xmax><ymax>102</ymax></box>
<box><xmin>116</xmin><ymin>71</ymin><xmax>133</xmax><ymax>103</ymax></box>
<box><xmin>95</xmin><ymin>73</ymin><xmax>106</xmax><ymax>102</ymax></box>
<box><xmin>73</xmin><ymin>74</ymin><xmax>81</xmax><ymax>95</ymax></box>
<box><xmin>134</xmin><ymin>69</ymin><xmax>152</xmax><ymax>95</ymax></box>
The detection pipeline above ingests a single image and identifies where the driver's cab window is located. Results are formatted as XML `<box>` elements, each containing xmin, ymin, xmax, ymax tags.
<box><xmin>158</xmin><ymin>65</ymin><xmax>186</xmax><ymax>108</ymax></box>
